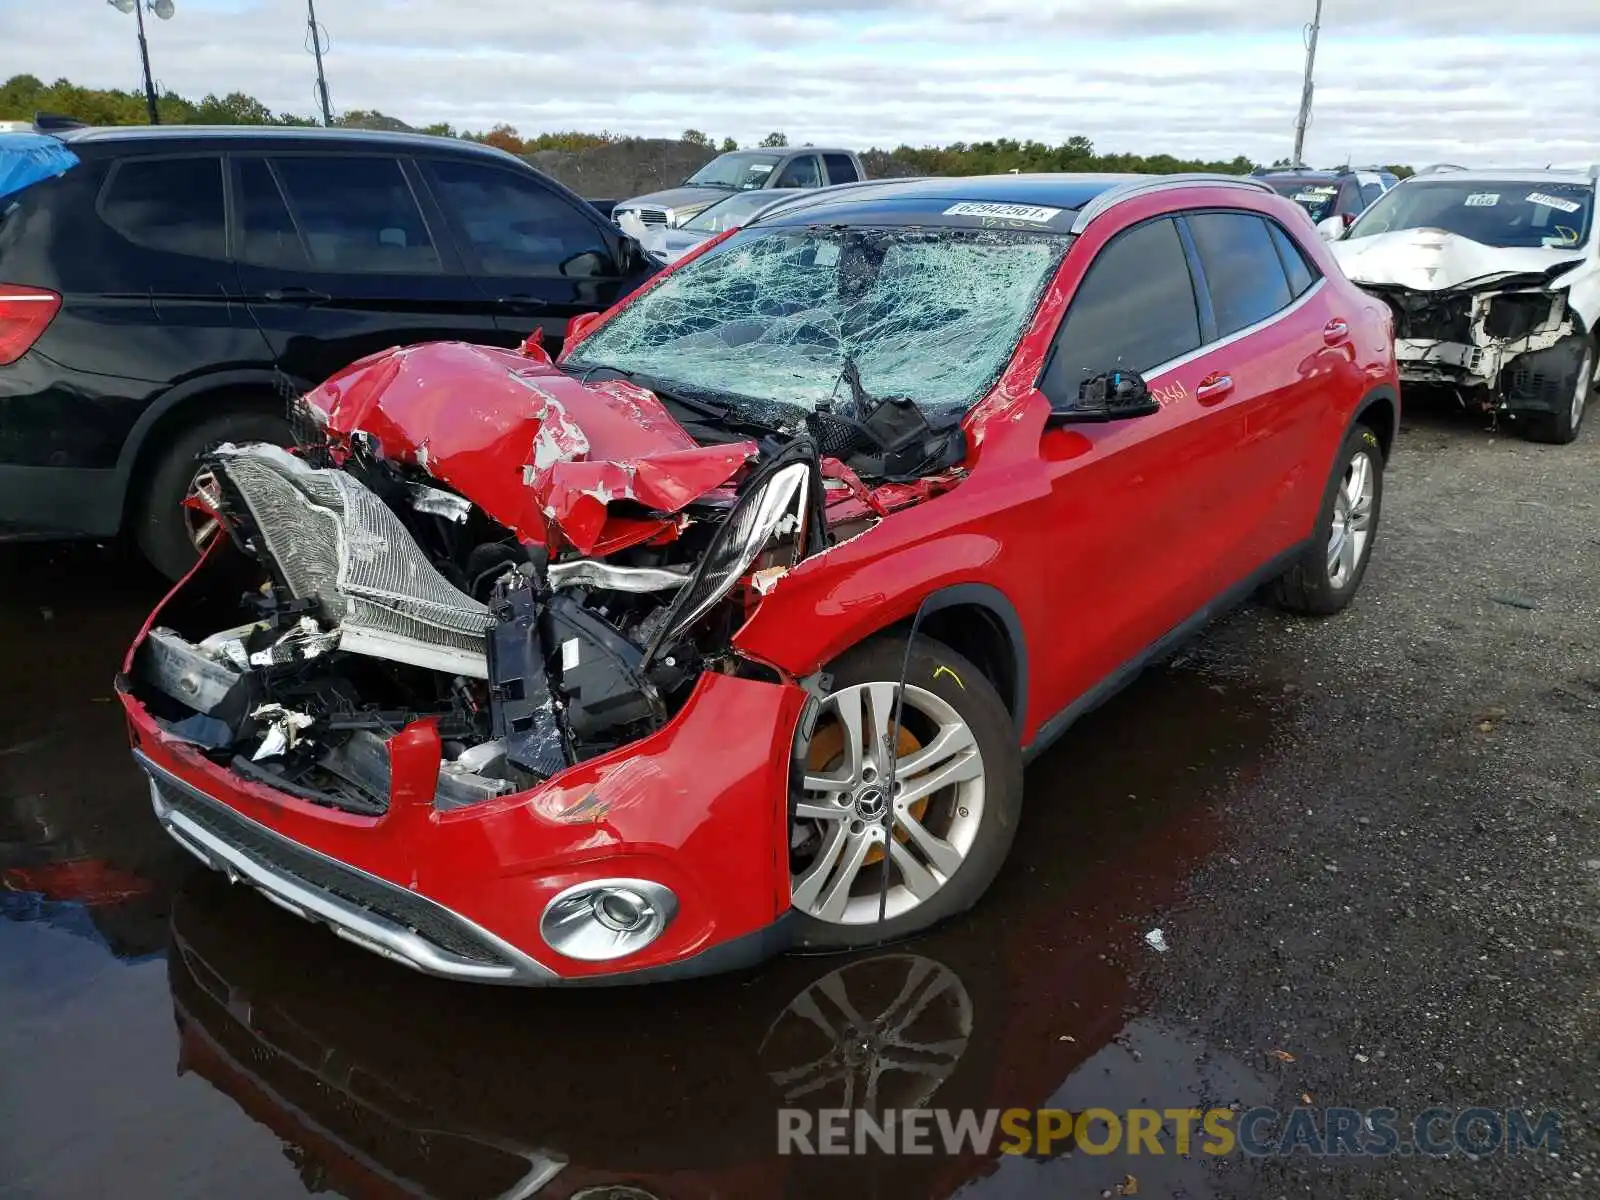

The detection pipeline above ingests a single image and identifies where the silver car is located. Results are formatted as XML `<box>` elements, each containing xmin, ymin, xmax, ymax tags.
<box><xmin>648</xmin><ymin>188</ymin><xmax>807</xmax><ymax>262</ymax></box>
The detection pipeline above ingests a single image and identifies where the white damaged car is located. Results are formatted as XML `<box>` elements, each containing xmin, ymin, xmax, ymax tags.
<box><xmin>1330</xmin><ymin>166</ymin><xmax>1598</xmax><ymax>443</ymax></box>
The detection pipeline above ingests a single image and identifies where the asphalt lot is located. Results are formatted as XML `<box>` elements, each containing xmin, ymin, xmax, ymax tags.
<box><xmin>1</xmin><ymin>400</ymin><xmax>1596</xmax><ymax>1200</ymax></box>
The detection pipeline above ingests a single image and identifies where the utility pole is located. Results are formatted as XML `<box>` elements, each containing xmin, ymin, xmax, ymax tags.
<box><xmin>307</xmin><ymin>0</ymin><xmax>334</xmax><ymax>127</ymax></box>
<box><xmin>134</xmin><ymin>0</ymin><xmax>159</xmax><ymax>124</ymax></box>
<box><xmin>1292</xmin><ymin>0</ymin><xmax>1323</xmax><ymax>168</ymax></box>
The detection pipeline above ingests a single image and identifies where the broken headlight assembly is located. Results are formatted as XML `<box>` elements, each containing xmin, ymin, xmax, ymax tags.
<box><xmin>643</xmin><ymin>455</ymin><xmax>816</xmax><ymax>664</ymax></box>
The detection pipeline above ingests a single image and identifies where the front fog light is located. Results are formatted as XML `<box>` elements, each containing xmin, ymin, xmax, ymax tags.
<box><xmin>540</xmin><ymin>878</ymin><xmax>677</xmax><ymax>961</ymax></box>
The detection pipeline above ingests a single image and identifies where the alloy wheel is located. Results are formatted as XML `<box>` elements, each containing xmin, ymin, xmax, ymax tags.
<box><xmin>1571</xmin><ymin>345</ymin><xmax>1594</xmax><ymax>432</ymax></box>
<box><xmin>791</xmin><ymin>681</ymin><xmax>986</xmax><ymax>925</ymax></box>
<box><xmin>1326</xmin><ymin>449</ymin><xmax>1375</xmax><ymax>589</ymax></box>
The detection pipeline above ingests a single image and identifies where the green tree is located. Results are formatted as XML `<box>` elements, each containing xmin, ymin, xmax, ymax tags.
<box><xmin>759</xmin><ymin>131</ymin><xmax>788</xmax><ymax>147</ymax></box>
<box><xmin>719</xmin><ymin>136</ymin><xmax>737</xmax><ymax>152</ymax></box>
<box><xmin>681</xmin><ymin>128</ymin><xmax>710</xmax><ymax>147</ymax></box>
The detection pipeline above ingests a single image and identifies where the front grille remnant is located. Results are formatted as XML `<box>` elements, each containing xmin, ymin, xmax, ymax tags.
<box><xmin>213</xmin><ymin>444</ymin><xmax>492</xmax><ymax>676</ymax></box>
<box><xmin>150</xmin><ymin>767</ymin><xmax>512</xmax><ymax>967</ymax></box>
<box><xmin>1378</xmin><ymin>290</ymin><xmax>1473</xmax><ymax>344</ymax></box>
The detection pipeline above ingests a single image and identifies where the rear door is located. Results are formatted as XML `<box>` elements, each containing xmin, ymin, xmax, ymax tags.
<box><xmin>231</xmin><ymin>152</ymin><xmax>506</xmax><ymax>388</ymax></box>
<box><xmin>1032</xmin><ymin>215</ymin><xmax>1232</xmax><ymax>714</ymax></box>
<box><xmin>1178</xmin><ymin>208</ymin><xmax>1345</xmax><ymax>570</ymax></box>
<box><xmin>417</xmin><ymin>156</ymin><xmax>640</xmax><ymax>353</ymax></box>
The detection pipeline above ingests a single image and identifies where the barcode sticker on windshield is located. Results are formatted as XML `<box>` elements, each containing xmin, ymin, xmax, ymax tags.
<box><xmin>1526</xmin><ymin>191</ymin><xmax>1582</xmax><ymax>214</ymax></box>
<box><xmin>1464</xmin><ymin>193</ymin><xmax>1499</xmax><ymax>207</ymax></box>
<box><xmin>944</xmin><ymin>201</ymin><xmax>1064</xmax><ymax>223</ymax></box>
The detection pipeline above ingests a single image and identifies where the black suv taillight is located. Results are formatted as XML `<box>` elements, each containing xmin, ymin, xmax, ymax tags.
<box><xmin>0</xmin><ymin>285</ymin><xmax>62</xmax><ymax>365</ymax></box>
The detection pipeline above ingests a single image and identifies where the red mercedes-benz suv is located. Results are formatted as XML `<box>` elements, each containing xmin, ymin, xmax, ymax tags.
<box><xmin>118</xmin><ymin>172</ymin><xmax>1399</xmax><ymax>985</ymax></box>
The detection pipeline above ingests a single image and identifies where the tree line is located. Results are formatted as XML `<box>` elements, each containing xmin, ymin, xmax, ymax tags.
<box><xmin>0</xmin><ymin>75</ymin><xmax>1411</xmax><ymax>178</ymax></box>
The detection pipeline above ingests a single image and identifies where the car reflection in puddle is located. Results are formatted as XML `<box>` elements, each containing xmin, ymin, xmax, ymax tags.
<box><xmin>161</xmin><ymin>663</ymin><xmax>1286</xmax><ymax>1200</ymax></box>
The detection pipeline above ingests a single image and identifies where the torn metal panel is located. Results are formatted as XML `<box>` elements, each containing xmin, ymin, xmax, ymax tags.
<box><xmin>299</xmin><ymin>340</ymin><xmax>759</xmax><ymax>554</ymax></box>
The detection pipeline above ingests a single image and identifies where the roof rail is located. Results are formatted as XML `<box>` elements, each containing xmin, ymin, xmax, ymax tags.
<box><xmin>1069</xmin><ymin>173</ymin><xmax>1276</xmax><ymax>235</ymax></box>
<box><xmin>1415</xmin><ymin>163</ymin><xmax>1467</xmax><ymax>175</ymax></box>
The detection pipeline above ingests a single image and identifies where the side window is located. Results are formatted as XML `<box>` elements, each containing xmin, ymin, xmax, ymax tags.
<box><xmin>269</xmin><ymin>156</ymin><xmax>439</xmax><ymax>273</ymax></box>
<box><xmin>774</xmin><ymin>155</ymin><xmax>822</xmax><ymax>188</ymax></box>
<box><xmin>235</xmin><ymin>157</ymin><xmax>308</xmax><ymax>269</ymax></box>
<box><xmin>99</xmin><ymin>156</ymin><xmax>225</xmax><ymax>260</ymax></box>
<box><xmin>822</xmin><ymin>154</ymin><xmax>859</xmax><ymax>184</ymax></box>
<box><xmin>1044</xmin><ymin>217</ymin><xmax>1200</xmax><ymax>399</ymax></box>
<box><xmin>425</xmin><ymin>159</ymin><xmax>611</xmax><ymax>277</ymax></box>
<box><xmin>1186</xmin><ymin>212</ymin><xmax>1293</xmax><ymax>337</ymax></box>
<box><xmin>1360</xmin><ymin>182</ymin><xmax>1386</xmax><ymax>208</ymax></box>
<box><xmin>1266</xmin><ymin>220</ymin><xmax>1319</xmax><ymax>298</ymax></box>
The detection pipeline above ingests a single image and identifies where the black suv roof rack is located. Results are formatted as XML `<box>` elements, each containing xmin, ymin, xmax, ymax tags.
<box><xmin>32</xmin><ymin>112</ymin><xmax>88</xmax><ymax>134</ymax></box>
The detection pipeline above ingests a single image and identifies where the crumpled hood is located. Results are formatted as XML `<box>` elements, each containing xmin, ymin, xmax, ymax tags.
<box><xmin>616</xmin><ymin>185</ymin><xmax>735</xmax><ymax>217</ymax></box>
<box><xmin>1332</xmin><ymin>227</ymin><xmax>1587</xmax><ymax>293</ymax></box>
<box><xmin>302</xmin><ymin>341</ymin><xmax>757</xmax><ymax>556</ymax></box>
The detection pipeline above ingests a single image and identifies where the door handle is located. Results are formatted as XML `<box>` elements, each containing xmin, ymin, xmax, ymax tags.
<box><xmin>1196</xmin><ymin>373</ymin><xmax>1234</xmax><ymax>405</ymax></box>
<box><xmin>262</xmin><ymin>286</ymin><xmax>330</xmax><ymax>304</ymax></box>
<box><xmin>1323</xmin><ymin>318</ymin><xmax>1350</xmax><ymax>345</ymax></box>
<box><xmin>498</xmin><ymin>294</ymin><xmax>549</xmax><ymax>311</ymax></box>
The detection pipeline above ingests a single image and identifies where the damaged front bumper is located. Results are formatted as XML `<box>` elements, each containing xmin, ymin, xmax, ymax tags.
<box><xmin>123</xmin><ymin>660</ymin><xmax>805</xmax><ymax>985</ymax></box>
<box><xmin>1376</xmin><ymin>286</ymin><xmax>1584</xmax><ymax>409</ymax></box>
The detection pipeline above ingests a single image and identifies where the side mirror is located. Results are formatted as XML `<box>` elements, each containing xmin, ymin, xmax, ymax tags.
<box><xmin>1317</xmin><ymin>215</ymin><xmax>1347</xmax><ymax>241</ymax></box>
<box><xmin>1050</xmin><ymin>370</ymin><xmax>1160</xmax><ymax>423</ymax></box>
<box><xmin>566</xmin><ymin>311</ymin><xmax>603</xmax><ymax>345</ymax></box>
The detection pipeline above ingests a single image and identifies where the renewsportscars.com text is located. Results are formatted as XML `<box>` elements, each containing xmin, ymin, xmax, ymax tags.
<box><xmin>777</xmin><ymin>1106</ymin><xmax>1562</xmax><ymax>1158</ymax></box>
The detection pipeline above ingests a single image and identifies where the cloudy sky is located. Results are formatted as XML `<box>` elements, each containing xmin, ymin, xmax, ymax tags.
<box><xmin>5</xmin><ymin>0</ymin><xmax>1598</xmax><ymax>166</ymax></box>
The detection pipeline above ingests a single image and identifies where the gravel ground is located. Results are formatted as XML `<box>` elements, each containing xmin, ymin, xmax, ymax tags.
<box><xmin>1142</xmin><ymin>399</ymin><xmax>1600</xmax><ymax>1198</ymax></box>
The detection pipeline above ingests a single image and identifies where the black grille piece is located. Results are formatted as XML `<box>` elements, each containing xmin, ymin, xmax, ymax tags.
<box><xmin>1380</xmin><ymin>290</ymin><xmax>1473</xmax><ymax>343</ymax></box>
<box><xmin>149</xmin><ymin>765</ymin><xmax>511</xmax><ymax>967</ymax></box>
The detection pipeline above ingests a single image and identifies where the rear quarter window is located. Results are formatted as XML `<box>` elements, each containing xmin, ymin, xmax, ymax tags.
<box><xmin>99</xmin><ymin>156</ymin><xmax>226</xmax><ymax>260</ymax></box>
<box><xmin>823</xmin><ymin>154</ymin><xmax>860</xmax><ymax>184</ymax></box>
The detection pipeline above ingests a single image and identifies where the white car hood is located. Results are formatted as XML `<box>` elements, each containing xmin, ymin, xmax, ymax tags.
<box><xmin>1332</xmin><ymin>228</ymin><xmax>1587</xmax><ymax>293</ymax></box>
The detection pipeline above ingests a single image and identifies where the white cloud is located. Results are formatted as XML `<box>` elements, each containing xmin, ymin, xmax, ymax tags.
<box><xmin>2</xmin><ymin>0</ymin><xmax>1596</xmax><ymax>166</ymax></box>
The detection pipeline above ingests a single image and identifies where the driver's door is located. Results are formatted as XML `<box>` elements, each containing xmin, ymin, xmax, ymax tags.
<box><xmin>417</xmin><ymin>156</ymin><xmax>644</xmax><ymax>354</ymax></box>
<box><xmin>1029</xmin><ymin>215</ymin><xmax>1239</xmax><ymax>719</ymax></box>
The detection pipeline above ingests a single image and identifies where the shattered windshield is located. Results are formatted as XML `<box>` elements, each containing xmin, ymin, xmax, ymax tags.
<box><xmin>1264</xmin><ymin>178</ymin><xmax>1341</xmax><ymax>223</ymax></box>
<box><xmin>1347</xmin><ymin>180</ymin><xmax>1594</xmax><ymax>249</ymax></box>
<box><xmin>567</xmin><ymin>225</ymin><xmax>1068</xmax><ymax>421</ymax></box>
<box><xmin>685</xmin><ymin>152</ymin><xmax>783</xmax><ymax>190</ymax></box>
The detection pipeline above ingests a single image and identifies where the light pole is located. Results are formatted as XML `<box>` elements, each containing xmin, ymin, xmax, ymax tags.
<box><xmin>1292</xmin><ymin>0</ymin><xmax>1323</xmax><ymax>168</ymax></box>
<box><xmin>107</xmin><ymin>0</ymin><xmax>174</xmax><ymax>126</ymax></box>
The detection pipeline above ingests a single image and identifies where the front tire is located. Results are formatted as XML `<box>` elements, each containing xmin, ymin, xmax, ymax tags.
<box><xmin>1271</xmin><ymin>422</ymin><xmax>1385</xmax><ymax>616</ymax></box>
<box><xmin>1518</xmin><ymin>335</ymin><xmax>1594</xmax><ymax>446</ymax></box>
<box><xmin>134</xmin><ymin>409</ymin><xmax>293</xmax><ymax>581</ymax></box>
<box><xmin>788</xmin><ymin>634</ymin><xmax>1023</xmax><ymax>951</ymax></box>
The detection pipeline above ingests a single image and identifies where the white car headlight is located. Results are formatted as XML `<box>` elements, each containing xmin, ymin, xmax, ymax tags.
<box><xmin>643</xmin><ymin>460</ymin><xmax>811</xmax><ymax>659</ymax></box>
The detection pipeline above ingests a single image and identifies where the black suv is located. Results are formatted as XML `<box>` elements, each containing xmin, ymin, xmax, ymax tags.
<box><xmin>1250</xmin><ymin>166</ymin><xmax>1398</xmax><ymax>234</ymax></box>
<box><xmin>0</xmin><ymin>125</ymin><xmax>655</xmax><ymax>578</ymax></box>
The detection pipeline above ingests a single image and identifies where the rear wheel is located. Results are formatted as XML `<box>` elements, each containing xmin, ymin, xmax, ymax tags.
<box><xmin>134</xmin><ymin>408</ymin><xmax>293</xmax><ymax>580</ymax></box>
<box><xmin>1271</xmin><ymin>422</ymin><xmax>1385</xmax><ymax>616</ymax></box>
<box><xmin>788</xmin><ymin>635</ymin><xmax>1022</xmax><ymax>950</ymax></box>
